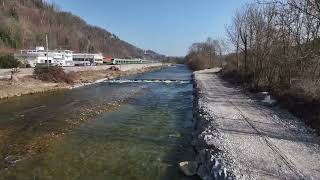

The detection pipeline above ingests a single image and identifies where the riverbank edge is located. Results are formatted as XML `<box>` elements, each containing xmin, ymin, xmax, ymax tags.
<box><xmin>0</xmin><ymin>64</ymin><xmax>168</xmax><ymax>100</ymax></box>
<box><xmin>67</xmin><ymin>64</ymin><xmax>167</xmax><ymax>89</ymax></box>
<box><xmin>191</xmin><ymin>70</ymin><xmax>234</xmax><ymax>180</ymax></box>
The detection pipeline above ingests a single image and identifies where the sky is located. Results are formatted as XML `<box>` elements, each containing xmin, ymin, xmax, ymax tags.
<box><xmin>46</xmin><ymin>0</ymin><xmax>252</xmax><ymax>56</ymax></box>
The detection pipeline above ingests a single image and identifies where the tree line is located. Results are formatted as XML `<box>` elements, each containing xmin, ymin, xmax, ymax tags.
<box><xmin>185</xmin><ymin>38</ymin><xmax>225</xmax><ymax>70</ymax></box>
<box><xmin>186</xmin><ymin>0</ymin><xmax>320</xmax><ymax>92</ymax></box>
<box><xmin>185</xmin><ymin>0</ymin><xmax>320</xmax><ymax>131</ymax></box>
<box><xmin>225</xmin><ymin>0</ymin><xmax>320</xmax><ymax>90</ymax></box>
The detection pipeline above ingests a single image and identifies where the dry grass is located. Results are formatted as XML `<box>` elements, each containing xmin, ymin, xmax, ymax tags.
<box><xmin>221</xmin><ymin>68</ymin><xmax>320</xmax><ymax>134</ymax></box>
<box><xmin>34</xmin><ymin>66</ymin><xmax>75</xmax><ymax>84</ymax></box>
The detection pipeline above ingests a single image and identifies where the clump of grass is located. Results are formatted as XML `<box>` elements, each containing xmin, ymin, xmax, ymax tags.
<box><xmin>34</xmin><ymin>66</ymin><xmax>75</xmax><ymax>84</ymax></box>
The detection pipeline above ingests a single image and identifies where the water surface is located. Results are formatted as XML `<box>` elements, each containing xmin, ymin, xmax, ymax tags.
<box><xmin>0</xmin><ymin>65</ymin><xmax>196</xmax><ymax>180</ymax></box>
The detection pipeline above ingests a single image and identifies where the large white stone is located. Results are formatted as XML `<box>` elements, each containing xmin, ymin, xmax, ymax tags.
<box><xmin>179</xmin><ymin>161</ymin><xmax>198</xmax><ymax>176</ymax></box>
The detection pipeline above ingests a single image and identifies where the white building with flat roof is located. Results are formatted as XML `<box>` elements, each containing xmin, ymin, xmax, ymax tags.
<box><xmin>50</xmin><ymin>50</ymin><xmax>74</xmax><ymax>66</ymax></box>
<box><xmin>73</xmin><ymin>53</ymin><xmax>104</xmax><ymax>66</ymax></box>
<box><xmin>14</xmin><ymin>47</ymin><xmax>74</xmax><ymax>67</ymax></box>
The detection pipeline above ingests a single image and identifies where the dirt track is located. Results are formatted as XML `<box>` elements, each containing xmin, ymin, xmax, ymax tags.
<box><xmin>194</xmin><ymin>68</ymin><xmax>320</xmax><ymax>179</ymax></box>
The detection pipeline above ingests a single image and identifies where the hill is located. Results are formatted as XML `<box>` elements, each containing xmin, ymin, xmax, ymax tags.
<box><xmin>0</xmin><ymin>0</ymin><xmax>165</xmax><ymax>59</ymax></box>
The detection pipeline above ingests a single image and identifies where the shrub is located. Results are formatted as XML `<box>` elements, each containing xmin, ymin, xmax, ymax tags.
<box><xmin>0</xmin><ymin>54</ymin><xmax>20</xmax><ymax>68</ymax></box>
<box><xmin>8</xmin><ymin>7</ymin><xmax>19</xmax><ymax>21</ymax></box>
<box><xmin>109</xmin><ymin>66</ymin><xmax>120</xmax><ymax>71</ymax></box>
<box><xmin>34</xmin><ymin>66</ymin><xmax>74</xmax><ymax>84</ymax></box>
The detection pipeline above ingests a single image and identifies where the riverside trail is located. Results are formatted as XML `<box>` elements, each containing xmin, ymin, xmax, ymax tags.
<box><xmin>193</xmin><ymin>68</ymin><xmax>320</xmax><ymax>179</ymax></box>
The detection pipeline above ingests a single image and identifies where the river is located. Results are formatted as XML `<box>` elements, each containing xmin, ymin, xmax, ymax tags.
<box><xmin>0</xmin><ymin>65</ymin><xmax>198</xmax><ymax>180</ymax></box>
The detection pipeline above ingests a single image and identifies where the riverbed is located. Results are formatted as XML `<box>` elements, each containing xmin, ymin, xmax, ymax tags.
<box><xmin>0</xmin><ymin>65</ymin><xmax>197</xmax><ymax>179</ymax></box>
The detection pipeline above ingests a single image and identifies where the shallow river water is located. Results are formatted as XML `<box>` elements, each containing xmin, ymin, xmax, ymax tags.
<box><xmin>0</xmin><ymin>65</ymin><xmax>198</xmax><ymax>180</ymax></box>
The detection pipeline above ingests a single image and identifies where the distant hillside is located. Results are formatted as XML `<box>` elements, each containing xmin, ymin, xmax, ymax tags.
<box><xmin>0</xmin><ymin>0</ymin><xmax>165</xmax><ymax>59</ymax></box>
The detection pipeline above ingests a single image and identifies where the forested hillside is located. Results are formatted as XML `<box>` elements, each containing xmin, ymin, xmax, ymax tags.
<box><xmin>0</xmin><ymin>0</ymin><xmax>165</xmax><ymax>59</ymax></box>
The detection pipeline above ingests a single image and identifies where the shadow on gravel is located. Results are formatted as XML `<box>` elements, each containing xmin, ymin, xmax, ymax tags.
<box><xmin>203</xmin><ymin>74</ymin><xmax>320</xmax><ymax>147</ymax></box>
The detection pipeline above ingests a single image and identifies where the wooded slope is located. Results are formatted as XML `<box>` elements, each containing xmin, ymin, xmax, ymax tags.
<box><xmin>0</xmin><ymin>0</ymin><xmax>165</xmax><ymax>59</ymax></box>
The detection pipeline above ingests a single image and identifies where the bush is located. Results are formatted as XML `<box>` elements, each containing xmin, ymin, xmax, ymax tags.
<box><xmin>34</xmin><ymin>66</ymin><xmax>75</xmax><ymax>84</ymax></box>
<box><xmin>109</xmin><ymin>66</ymin><xmax>120</xmax><ymax>71</ymax></box>
<box><xmin>0</xmin><ymin>54</ymin><xmax>20</xmax><ymax>68</ymax></box>
<box><xmin>8</xmin><ymin>7</ymin><xmax>19</xmax><ymax>21</ymax></box>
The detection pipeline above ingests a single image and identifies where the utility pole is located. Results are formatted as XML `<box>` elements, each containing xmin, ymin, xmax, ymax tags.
<box><xmin>46</xmin><ymin>34</ymin><xmax>49</xmax><ymax>68</ymax></box>
<box><xmin>85</xmin><ymin>39</ymin><xmax>89</xmax><ymax>66</ymax></box>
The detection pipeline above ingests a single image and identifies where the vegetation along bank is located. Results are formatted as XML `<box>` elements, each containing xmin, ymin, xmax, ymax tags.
<box><xmin>185</xmin><ymin>0</ymin><xmax>320</xmax><ymax>134</ymax></box>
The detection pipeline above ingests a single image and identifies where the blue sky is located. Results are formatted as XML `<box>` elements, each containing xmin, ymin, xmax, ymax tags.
<box><xmin>46</xmin><ymin>0</ymin><xmax>252</xmax><ymax>56</ymax></box>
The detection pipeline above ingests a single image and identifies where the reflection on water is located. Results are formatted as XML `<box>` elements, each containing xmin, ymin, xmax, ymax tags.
<box><xmin>0</xmin><ymin>65</ymin><xmax>197</xmax><ymax>180</ymax></box>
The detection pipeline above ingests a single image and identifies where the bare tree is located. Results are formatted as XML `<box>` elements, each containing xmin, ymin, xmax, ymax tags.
<box><xmin>185</xmin><ymin>38</ymin><xmax>224</xmax><ymax>70</ymax></box>
<box><xmin>224</xmin><ymin>0</ymin><xmax>320</xmax><ymax>90</ymax></box>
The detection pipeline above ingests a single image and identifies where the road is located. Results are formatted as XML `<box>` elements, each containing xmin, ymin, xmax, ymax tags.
<box><xmin>0</xmin><ymin>63</ymin><xmax>164</xmax><ymax>79</ymax></box>
<box><xmin>194</xmin><ymin>69</ymin><xmax>320</xmax><ymax>179</ymax></box>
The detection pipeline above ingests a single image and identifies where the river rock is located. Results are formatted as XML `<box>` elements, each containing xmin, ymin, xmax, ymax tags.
<box><xmin>262</xmin><ymin>95</ymin><xmax>277</xmax><ymax>106</ymax></box>
<box><xmin>179</xmin><ymin>161</ymin><xmax>198</xmax><ymax>176</ymax></box>
<box><xmin>4</xmin><ymin>155</ymin><xmax>21</xmax><ymax>165</ymax></box>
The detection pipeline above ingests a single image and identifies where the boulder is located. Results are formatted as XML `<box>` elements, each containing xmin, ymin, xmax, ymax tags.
<box><xmin>262</xmin><ymin>95</ymin><xmax>277</xmax><ymax>106</ymax></box>
<box><xmin>179</xmin><ymin>161</ymin><xmax>199</xmax><ymax>176</ymax></box>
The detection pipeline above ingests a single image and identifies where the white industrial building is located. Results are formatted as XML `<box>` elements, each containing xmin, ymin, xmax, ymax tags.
<box><xmin>14</xmin><ymin>47</ymin><xmax>74</xmax><ymax>67</ymax></box>
<box><xmin>50</xmin><ymin>50</ymin><xmax>74</xmax><ymax>66</ymax></box>
<box><xmin>15</xmin><ymin>47</ymin><xmax>105</xmax><ymax>67</ymax></box>
<box><xmin>72</xmin><ymin>53</ymin><xmax>104</xmax><ymax>66</ymax></box>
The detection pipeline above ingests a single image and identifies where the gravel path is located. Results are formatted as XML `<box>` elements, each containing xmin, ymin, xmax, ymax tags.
<box><xmin>194</xmin><ymin>69</ymin><xmax>320</xmax><ymax>179</ymax></box>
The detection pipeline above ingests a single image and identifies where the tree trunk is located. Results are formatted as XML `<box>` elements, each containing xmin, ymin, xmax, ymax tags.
<box><xmin>10</xmin><ymin>69</ymin><xmax>20</xmax><ymax>82</ymax></box>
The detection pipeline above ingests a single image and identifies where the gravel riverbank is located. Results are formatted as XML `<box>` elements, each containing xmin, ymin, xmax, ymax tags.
<box><xmin>192</xmin><ymin>68</ymin><xmax>320</xmax><ymax>179</ymax></box>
